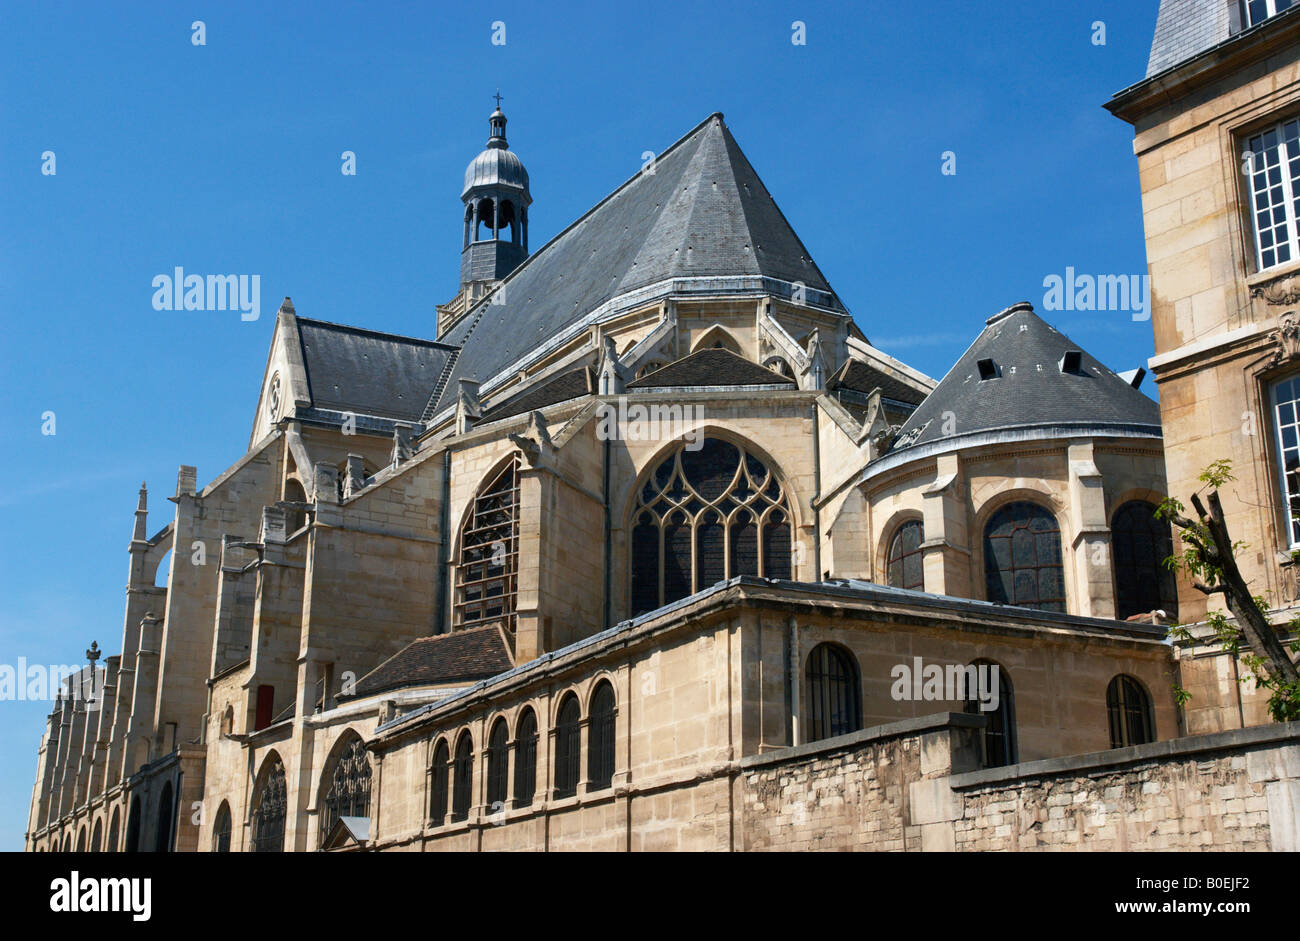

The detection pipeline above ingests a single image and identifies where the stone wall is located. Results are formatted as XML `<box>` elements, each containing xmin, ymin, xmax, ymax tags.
<box><xmin>948</xmin><ymin>723</ymin><xmax>1300</xmax><ymax>851</ymax></box>
<box><xmin>739</xmin><ymin>714</ymin><xmax>983</xmax><ymax>852</ymax></box>
<box><xmin>735</xmin><ymin>715</ymin><xmax>1299</xmax><ymax>852</ymax></box>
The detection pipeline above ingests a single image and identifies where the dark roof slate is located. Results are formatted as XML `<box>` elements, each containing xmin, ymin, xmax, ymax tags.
<box><xmin>1143</xmin><ymin>0</ymin><xmax>1300</xmax><ymax>78</ymax></box>
<box><xmin>430</xmin><ymin>113</ymin><xmax>840</xmax><ymax>415</ymax></box>
<box><xmin>346</xmin><ymin>625</ymin><xmax>513</xmax><ymax>699</ymax></box>
<box><xmin>829</xmin><ymin>358</ymin><xmax>928</xmax><ymax>406</ymax></box>
<box><xmin>297</xmin><ymin>318</ymin><xmax>457</xmax><ymax>422</ymax></box>
<box><xmin>885</xmin><ymin>303</ymin><xmax>1161</xmax><ymax>456</ymax></box>
<box><xmin>626</xmin><ymin>347</ymin><xmax>796</xmax><ymax>389</ymax></box>
<box><xmin>481</xmin><ymin>367</ymin><xmax>597</xmax><ymax>421</ymax></box>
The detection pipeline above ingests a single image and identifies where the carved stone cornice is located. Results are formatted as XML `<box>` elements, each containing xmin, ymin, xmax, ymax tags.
<box><xmin>1252</xmin><ymin>270</ymin><xmax>1300</xmax><ymax>306</ymax></box>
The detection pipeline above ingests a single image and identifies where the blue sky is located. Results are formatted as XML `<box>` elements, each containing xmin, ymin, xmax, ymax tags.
<box><xmin>0</xmin><ymin>0</ymin><xmax>1162</xmax><ymax>849</ymax></box>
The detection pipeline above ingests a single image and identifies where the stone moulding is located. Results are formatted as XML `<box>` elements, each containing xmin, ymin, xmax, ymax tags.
<box><xmin>1266</xmin><ymin>311</ymin><xmax>1300</xmax><ymax>366</ymax></box>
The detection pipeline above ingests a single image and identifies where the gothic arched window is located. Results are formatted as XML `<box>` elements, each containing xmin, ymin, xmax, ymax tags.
<box><xmin>1107</xmin><ymin>675</ymin><xmax>1154</xmax><ymax>748</ymax></box>
<box><xmin>806</xmin><ymin>643</ymin><xmax>861</xmax><ymax>742</ymax></box>
<box><xmin>250</xmin><ymin>755</ymin><xmax>287</xmax><ymax>852</ymax></box>
<box><xmin>1112</xmin><ymin>501</ymin><xmax>1178</xmax><ymax>620</ymax></box>
<box><xmin>587</xmin><ymin>681</ymin><xmax>616</xmax><ymax>791</ymax></box>
<box><xmin>554</xmin><ymin>694</ymin><xmax>582</xmax><ymax>799</ymax></box>
<box><xmin>630</xmin><ymin>437</ymin><xmax>793</xmax><ymax>616</ymax></box>
<box><xmin>514</xmin><ymin>708</ymin><xmax>538</xmax><ymax>807</ymax></box>
<box><xmin>983</xmin><ymin>502</ymin><xmax>1066</xmax><ymax>612</ymax></box>
<box><xmin>429</xmin><ymin>739</ymin><xmax>450</xmax><ymax>826</ymax></box>
<box><xmin>486</xmin><ymin>718</ymin><xmax>510</xmax><ymax>810</ymax></box>
<box><xmin>962</xmin><ymin>660</ymin><xmax>1018</xmax><ymax>767</ymax></box>
<box><xmin>454</xmin><ymin>456</ymin><xmax>520</xmax><ymax>637</ymax></box>
<box><xmin>451</xmin><ymin>732</ymin><xmax>474</xmax><ymax>822</ymax></box>
<box><xmin>212</xmin><ymin>801</ymin><xmax>231</xmax><ymax>853</ymax></box>
<box><xmin>91</xmin><ymin>818</ymin><xmax>102</xmax><ymax>853</ymax></box>
<box><xmin>319</xmin><ymin>736</ymin><xmax>372</xmax><ymax>846</ymax></box>
<box><xmin>886</xmin><ymin>519</ymin><xmax>925</xmax><ymax>591</ymax></box>
<box><xmin>107</xmin><ymin>809</ymin><xmax>120</xmax><ymax>853</ymax></box>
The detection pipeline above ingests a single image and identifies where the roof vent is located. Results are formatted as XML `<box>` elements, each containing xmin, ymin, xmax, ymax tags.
<box><xmin>1059</xmin><ymin>350</ymin><xmax>1082</xmax><ymax>374</ymax></box>
<box><xmin>1118</xmin><ymin>367</ymin><xmax>1146</xmax><ymax>389</ymax></box>
<box><xmin>985</xmin><ymin>301</ymin><xmax>1034</xmax><ymax>326</ymax></box>
<box><xmin>977</xmin><ymin>358</ymin><xmax>1000</xmax><ymax>381</ymax></box>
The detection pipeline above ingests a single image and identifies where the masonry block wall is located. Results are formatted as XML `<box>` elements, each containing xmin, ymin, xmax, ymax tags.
<box><xmin>947</xmin><ymin>724</ymin><xmax>1300</xmax><ymax>851</ymax></box>
<box><xmin>739</xmin><ymin>717</ymin><xmax>983</xmax><ymax>852</ymax></box>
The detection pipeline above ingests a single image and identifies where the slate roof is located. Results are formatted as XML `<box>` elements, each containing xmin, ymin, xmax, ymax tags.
<box><xmin>297</xmin><ymin>318</ymin><xmax>457</xmax><ymax>423</ymax></box>
<box><xmin>626</xmin><ymin>347</ymin><xmax>797</xmax><ymax>390</ymax></box>
<box><xmin>428</xmin><ymin>113</ymin><xmax>842</xmax><ymax>417</ymax></box>
<box><xmin>883</xmin><ymin>303</ymin><xmax>1161</xmax><ymax>457</ymax></box>
<box><xmin>1144</xmin><ymin>0</ymin><xmax>1300</xmax><ymax>79</ymax></box>
<box><xmin>828</xmin><ymin>358</ymin><xmax>928</xmax><ymax>407</ymax></box>
<box><xmin>464</xmin><ymin>145</ymin><xmax>529</xmax><ymax>197</ymax></box>
<box><xmin>345</xmin><ymin>625</ymin><xmax>514</xmax><ymax>699</ymax></box>
<box><xmin>480</xmin><ymin>367</ymin><xmax>597</xmax><ymax>421</ymax></box>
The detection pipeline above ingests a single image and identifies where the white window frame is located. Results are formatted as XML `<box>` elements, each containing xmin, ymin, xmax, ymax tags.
<box><xmin>1271</xmin><ymin>375</ymin><xmax>1300</xmax><ymax>547</ymax></box>
<box><xmin>1245</xmin><ymin>118</ymin><xmax>1300</xmax><ymax>272</ymax></box>
<box><xmin>1245</xmin><ymin>0</ymin><xmax>1293</xmax><ymax>27</ymax></box>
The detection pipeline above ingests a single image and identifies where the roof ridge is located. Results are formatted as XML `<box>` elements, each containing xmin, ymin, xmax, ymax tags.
<box><xmin>297</xmin><ymin>316</ymin><xmax>456</xmax><ymax>350</ymax></box>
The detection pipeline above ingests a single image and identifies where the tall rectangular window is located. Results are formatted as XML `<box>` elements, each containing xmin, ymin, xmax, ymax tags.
<box><xmin>1246</xmin><ymin>119</ymin><xmax>1300</xmax><ymax>271</ymax></box>
<box><xmin>1272</xmin><ymin>376</ymin><xmax>1300</xmax><ymax>545</ymax></box>
<box><xmin>1245</xmin><ymin>0</ymin><xmax>1293</xmax><ymax>27</ymax></box>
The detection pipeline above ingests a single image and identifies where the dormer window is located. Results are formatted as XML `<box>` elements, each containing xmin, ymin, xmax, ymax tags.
<box><xmin>977</xmin><ymin>358</ymin><xmax>1000</xmax><ymax>381</ymax></box>
<box><xmin>1244</xmin><ymin>0</ymin><xmax>1293</xmax><ymax>28</ymax></box>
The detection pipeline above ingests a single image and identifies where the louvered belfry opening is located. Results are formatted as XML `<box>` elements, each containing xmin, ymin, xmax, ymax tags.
<box><xmin>454</xmin><ymin>455</ymin><xmax>521</xmax><ymax>639</ymax></box>
<box><xmin>630</xmin><ymin>437</ymin><xmax>793</xmax><ymax>617</ymax></box>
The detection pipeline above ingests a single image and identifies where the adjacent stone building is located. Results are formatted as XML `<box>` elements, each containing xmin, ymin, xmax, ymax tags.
<box><xmin>25</xmin><ymin>52</ymin><xmax>1300</xmax><ymax>853</ymax></box>
<box><xmin>1107</xmin><ymin>0</ymin><xmax>1300</xmax><ymax>734</ymax></box>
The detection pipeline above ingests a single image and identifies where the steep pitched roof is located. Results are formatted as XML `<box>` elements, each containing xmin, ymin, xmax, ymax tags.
<box><xmin>884</xmin><ymin>303</ymin><xmax>1161</xmax><ymax>457</ymax></box>
<box><xmin>429</xmin><ymin>113</ymin><xmax>842</xmax><ymax>416</ymax></box>
<box><xmin>297</xmin><ymin>318</ymin><xmax>457</xmax><ymax>423</ymax></box>
<box><xmin>345</xmin><ymin>625</ymin><xmax>513</xmax><ymax>699</ymax></box>
<box><xmin>1144</xmin><ymin>0</ymin><xmax>1300</xmax><ymax>79</ymax></box>
<box><xmin>626</xmin><ymin>347</ymin><xmax>796</xmax><ymax>390</ymax></box>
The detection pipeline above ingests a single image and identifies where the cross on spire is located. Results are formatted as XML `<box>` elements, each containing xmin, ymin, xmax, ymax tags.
<box><xmin>493</xmin><ymin>90</ymin><xmax>504</xmax><ymax>110</ymax></box>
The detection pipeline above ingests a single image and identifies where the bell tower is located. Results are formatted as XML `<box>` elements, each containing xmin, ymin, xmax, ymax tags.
<box><xmin>461</xmin><ymin>97</ymin><xmax>531</xmax><ymax>279</ymax></box>
<box><xmin>438</xmin><ymin>96</ymin><xmax>532</xmax><ymax>336</ymax></box>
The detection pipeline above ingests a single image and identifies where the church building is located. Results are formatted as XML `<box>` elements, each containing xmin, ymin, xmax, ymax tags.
<box><xmin>26</xmin><ymin>19</ymin><xmax>1300</xmax><ymax>850</ymax></box>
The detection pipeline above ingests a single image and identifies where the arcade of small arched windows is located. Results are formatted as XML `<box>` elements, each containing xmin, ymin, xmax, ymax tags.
<box><xmin>427</xmin><ymin>680</ymin><xmax>616</xmax><ymax>827</ymax></box>
<box><xmin>801</xmin><ymin>641</ymin><xmax>1155</xmax><ymax>764</ymax></box>
<box><xmin>879</xmin><ymin>498</ymin><xmax>1177</xmax><ymax>619</ymax></box>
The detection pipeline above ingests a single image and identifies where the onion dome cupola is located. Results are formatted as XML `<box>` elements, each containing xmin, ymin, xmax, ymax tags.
<box><xmin>460</xmin><ymin>96</ymin><xmax>531</xmax><ymax>288</ymax></box>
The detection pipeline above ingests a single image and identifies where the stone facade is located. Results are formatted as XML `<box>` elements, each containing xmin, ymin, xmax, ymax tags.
<box><xmin>24</xmin><ymin>89</ymin><xmax>1300</xmax><ymax>853</ymax></box>
<box><xmin>1107</xmin><ymin>1</ymin><xmax>1300</xmax><ymax>731</ymax></box>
